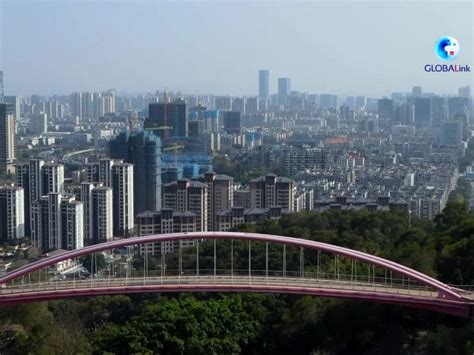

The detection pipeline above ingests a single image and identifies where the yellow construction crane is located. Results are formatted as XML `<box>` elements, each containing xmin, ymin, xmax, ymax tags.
<box><xmin>163</xmin><ymin>143</ymin><xmax>184</xmax><ymax>167</ymax></box>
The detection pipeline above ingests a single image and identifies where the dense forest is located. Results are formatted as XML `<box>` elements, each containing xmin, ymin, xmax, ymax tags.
<box><xmin>1</xmin><ymin>201</ymin><xmax>474</xmax><ymax>354</ymax></box>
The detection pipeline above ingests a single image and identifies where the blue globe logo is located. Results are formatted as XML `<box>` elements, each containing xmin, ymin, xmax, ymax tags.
<box><xmin>435</xmin><ymin>36</ymin><xmax>460</xmax><ymax>61</ymax></box>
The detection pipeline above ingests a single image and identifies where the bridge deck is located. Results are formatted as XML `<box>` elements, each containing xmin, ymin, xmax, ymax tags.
<box><xmin>0</xmin><ymin>275</ymin><xmax>438</xmax><ymax>298</ymax></box>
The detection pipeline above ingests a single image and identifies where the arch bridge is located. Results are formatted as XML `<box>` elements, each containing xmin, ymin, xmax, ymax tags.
<box><xmin>1</xmin><ymin>232</ymin><xmax>473</xmax><ymax>317</ymax></box>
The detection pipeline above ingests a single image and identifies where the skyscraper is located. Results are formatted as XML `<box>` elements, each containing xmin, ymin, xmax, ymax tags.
<box><xmin>60</xmin><ymin>196</ymin><xmax>84</xmax><ymax>250</ymax></box>
<box><xmin>278</xmin><ymin>78</ymin><xmax>291</xmax><ymax>106</ymax></box>
<box><xmin>0</xmin><ymin>185</ymin><xmax>25</xmax><ymax>245</ymax></box>
<box><xmin>147</xmin><ymin>100</ymin><xmax>187</xmax><ymax>139</ymax></box>
<box><xmin>70</xmin><ymin>92</ymin><xmax>82</xmax><ymax>119</ymax></box>
<box><xmin>223</xmin><ymin>111</ymin><xmax>242</xmax><ymax>134</ymax></box>
<box><xmin>414</xmin><ymin>98</ymin><xmax>431</xmax><ymax>129</ymax></box>
<box><xmin>259</xmin><ymin>69</ymin><xmax>269</xmax><ymax>98</ymax></box>
<box><xmin>0</xmin><ymin>71</ymin><xmax>3</xmax><ymax>102</ymax></box>
<box><xmin>4</xmin><ymin>96</ymin><xmax>20</xmax><ymax>120</ymax></box>
<box><xmin>91</xmin><ymin>186</ymin><xmax>113</xmax><ymax>243</ymax></box>
<box><xmin>448</xmin><ymin>96</ymin><xmax>469</xmax><ymax>120</ymax></box>
<box><xmin>29</xmin><ymin>159</ymin><xmax>45</xmax><ymax>203</ymax></box>
<box><xmin>377</xmin><ymin>99</ymin><xmax>395</xmax><ymax>123</ymax></box>
<box><xmin>81</xmin><ymin>92</ymin><xmax>93</xmax><ymax>119</ymax></box>
<box><xmin>41</xmin><ymin>162</ymin><xmax>65</xmax><ymax>195</ymax></box>
<box><xmin>430</xmin><ymin>96</ymin><xmax>448</xmax><ymax>128</ymax></box>
<box><xmin>441</xmin><ymin>121</ymin><xmax>462</xmax><ymax>145</ymax></box>
<box><xmin>15</xmin><ymin>163</ymin><xmax>31</xmax><ymax>237</ymax></box>
<box><xmin>0</xmin><ymin>103</ymin><xmax>16</xmax><ymax>175</ymax></box>
<box><xmin>111</xmin><ymin>163</ymin><xmax>134</xmax><ymax>237</ymax></box>
<box><xmin>30</xmin><ymin>113</ymin><xmax>48</xmax><ymax>135</ymax></box>
<box><xmin>109</xmin><ymin>130</ymin><xmax>162</xmax><ymax>213</ymax></box>
<box><xmin>203</xmin><ymin>172</ymin><xmax>233</xmax><ymax>231</ymax></box>
<box><xmin>31</xmin><ymin>193</ymin><xmax>84</xmax><ymax>251</ymax></box>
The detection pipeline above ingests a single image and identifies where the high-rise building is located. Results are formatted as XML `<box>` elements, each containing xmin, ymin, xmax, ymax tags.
<box><xmin>430</xmin><ymin>97</ymin><xmax>448</xmax><ymax>128</ymax></box>
<box><xmin>259</xmin><ymin>69</ymin><xmax>269</xmax><ymax>98</ymax></box>
<box><xmin>81</xmin><ymin>181</ymin><xmax>113</xmax><ymax>244</ymax></box>
<box><xmin>81</xmin><ymin>92</ymin><xmax>93</xmax><ymax>119</ymax></box>
<box><xmin>320</xmin><ymin>94</ymin><xmax>338</xmax><ymax>110</ymax></box>
<box><xmin>91</xmin><ymin>186</ymin><xmax>113</xmax><ymax>243</ymax></box>
<box><xmin>231</xmin><ymin>97</ymin><xmax>246</xmax><ymax>114</ymax></box>
<box><xmin>223</xmin><ymin>111</ymin><xmax>242</xmax><ymax>134</ymax></box>
<box><xmin>136</xmin><ymin>209</ymin><xmax>196</xmax><ymax>255</ymax></box>
<box><xmin>441</xmin><ymin>121</ymin><xmax>463</xmax><ymax>145</ymax></box>
<box><xmin>4</xmin><ymin>96</ymin><xmax>21</xmax><ymax>119</ymax></box>
<box><xmin>111</xmin><ymin>163</ymin><xmax>134</xmax><ymax>237</ymax></box>
<box><xmin>99</xmin><ymin>159</ymin><xmax>116</xmax><ymax>187</ymax></box>
<box><xmin>448</xmin><ymin>96</ymin><xmax>470</xmax><ymax>120</ymax></box>
<box><xmin>215</xmin><ymin>96</ymin><xmax>232</xmax><ymax>111</ymax></box>
<box><xmin>0</xmin><ymin>185</ymin><xmax>25</xmax><ymax>244</ymax></box>
<box><xmin>162</xmin><ymin>179</ymin><xmax>208</xmax><ymax>232</ymax></box>
<box><xmin>29</xmin><ymin>159</ymin><xmax>45</xmax><ymax>203</ymax></box>
<box><xmin>60</xmin><ymin>196</ymin><xmax>84</xmax><ymax>250</ymax></box>
<box><xmin>246</xmin><ymin>97</ymin><xmax>259</xmax><ymax>115</ymax></box>
<box><xmin>0</xmin><ymin>71</ymin><xmax>3</xmax><ymax>102</ymax></box>
<box><xmin>15</xmin><ymin>163</ymin><xmax>30</xmax><ymax>237</ymax></box>
<box><xmin>41</xmin><ymin>162</ymin><xmax>65</xmax><ymax>195</ymax></box>
<box><xmin>278</xmin><ymin>78</ymin><xmax>291</xmax><ymax>106</ymax></box>
<box><xmin>377</xmin><ymin>99</ymin><xmax>395</xmax><ymax>122</ymax></box>
<box><xmin>30</xmin><ymin>113</ymin><xmax>48</xmax><ymax>135</ymax></box>
<box><xmin>203</xmin><ymin>172</ymin><xmax>233</xmax><ymax>231</ymax></box>
<box><xmin>109</xmin><ymin>130</ymin><xmax>162</xmax><ymax>214</ymax></box>
<box><xmin>249</xmin><ymin>174</ymin><xmax>295</xmax><ymax>211</ymax></box>
<box><xmin>81</xmin><ymin>182</ymin><xmax>100</xmax><ymax>243</ymax></box>
<box><xmin>414</xmin><ymin>98</ymin><xmax>431</xmax><ymax>129</ymax></box>
<box><xmin>70</xmin><ymin>92</ymin><xmax>82</xmax><ymax>119</ymax></box>
<box><xmin>32</xmin><ymin>193</ymin><xmax>84</xmax><ymax>251</ymax></box>
<box><xmin>85</xmin><ymin>162</ymin><xmax>100</xmax><ymax>183</ymax></box>
<box><xmin>0</xmin><ymin>103</ymin><xmax>16</xmax><ymax>174</ymax></box>
<box><xmin>147</xmin><ymin>100</ymin><xmax>187</xmax><ymax>139</ymax></box>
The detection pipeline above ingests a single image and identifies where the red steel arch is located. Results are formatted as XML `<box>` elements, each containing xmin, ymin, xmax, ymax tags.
<box><xmin>0</xmin><ymin>232</ymin><xmax>466</xmax><ymax>302</ymax></box>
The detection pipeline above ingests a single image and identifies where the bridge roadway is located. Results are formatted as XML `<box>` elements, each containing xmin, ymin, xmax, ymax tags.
<box><xmin>0</xmin><ymin>275</ymin><xmax>437</xmax><ymax>297</ymax></box>
<box><xmin>3</xmin><ymin>274</ymin><xmax>473</xmax><ymax>315</ymax></box>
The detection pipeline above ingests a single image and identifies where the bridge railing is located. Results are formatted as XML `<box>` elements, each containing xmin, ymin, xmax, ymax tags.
<box><xmin>0</xmin><ymin>267</ymin><xmax>436</xmax><ymax>298</ymax></box>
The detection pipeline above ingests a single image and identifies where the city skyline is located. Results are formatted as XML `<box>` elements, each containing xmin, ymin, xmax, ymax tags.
<box><xmin>0</xmin><ymin>1</ymin><xmax>472</xmax><ymax>97</ymax></box>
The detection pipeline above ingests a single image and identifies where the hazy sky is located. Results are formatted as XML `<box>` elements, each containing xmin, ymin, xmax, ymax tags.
<box><xmin>0</xmin><ymin>0</ymin><xmax>472</xmax><ymax>97</ymax></box>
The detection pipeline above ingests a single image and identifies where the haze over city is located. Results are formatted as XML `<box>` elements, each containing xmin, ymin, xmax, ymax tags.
<box><xmin>0</xmin><ymin>1</ymin><xmax>474</xmax><ymax>353</ymax></box>
<box><xmin>1</xmin><ymin>0</ymin><xmax>472</xmax><ymax>97</ymax></box>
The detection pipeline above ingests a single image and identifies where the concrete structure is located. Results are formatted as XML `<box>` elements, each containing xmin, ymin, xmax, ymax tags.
<box><xmin>111</xmin><ymin>163</ymin><xmax>134</xmax><ymax>237</ymax></box>
<box><xmin>202</xmin><ymin>172</ymin><xmax>234</xmax><ymax>231</ymax></box>
<box><xmin>162</xmin><ymin>179</ymin><xmax>208</xmax><ymax>232</ymax></box>
<box><xmin>91</xmin><ymin>186</ymin><xmax>113</xmax><ymax>243</ymax></box>
<box><xmin>60</xmin><ymin>196</ymin><xmax>84</xmax><ymax>250</ymax></box>
<box><xmin>136</xmin><ymin>209</ymin><xmax>196</xmax><ymax>254</ymax></box>
<box><xmin>0</xmin><ymin>185</ymin><xmax>25</xmax><ymax>244</ymax></box>
<box><xmin>258</xmin><ymin>69</ymin><xmax>269</xmax><ymax>98</ymax></box>
<box><xmin>147</xmin><ymin>100</ymin><xmax>187</xmax><ymax>139</ymax></box>
<box><xmin>249</xmin><ymin>174</ymin><xmax>296</xmax><ymax>211</ymax></box>
<box><xmin>41</xmin><ymin>163</ymin><xmax>65</xmax><ymax>195</ymax></box>
<box><xmin>0</xmin><ymin>104</ymin><xmax>15</xmax><ymax>174</ymax></box>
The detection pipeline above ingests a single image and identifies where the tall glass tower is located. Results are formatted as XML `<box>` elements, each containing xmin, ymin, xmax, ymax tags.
<box><xmin>0</xmin><ymin>71</ymin><xmax>4</xmax><ymax>103</ymax></box>
<box><xmin>259</xmin><ymin>69</ymin><xmax>269</xmax><ymax>98</ymax></box>
<box><xmin>109</xmin><ymin>130</ymin><xmax>162</xmax><ymax>214</ymax></box>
